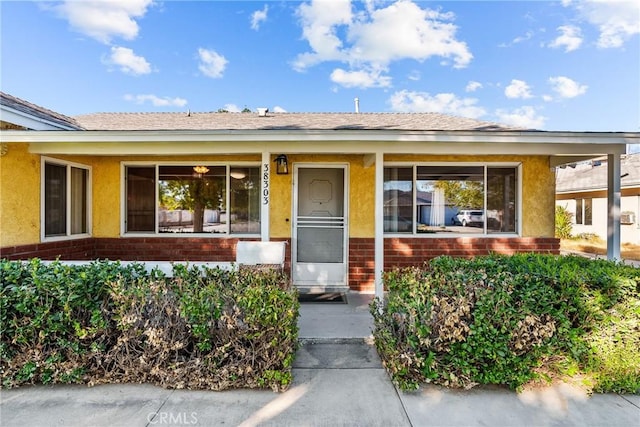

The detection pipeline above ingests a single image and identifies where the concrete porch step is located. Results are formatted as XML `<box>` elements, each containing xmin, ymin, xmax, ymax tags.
<box><xmin>293</xmin><ymin>339</ymin><xmax>382</xmax><ymax>369</ymax></box>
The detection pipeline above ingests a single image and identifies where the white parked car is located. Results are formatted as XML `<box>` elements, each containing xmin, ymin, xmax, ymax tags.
<box><xmin>452</xmin><ymin>210</ymin><xmax>484</xmax><ymax>227</ymax></box>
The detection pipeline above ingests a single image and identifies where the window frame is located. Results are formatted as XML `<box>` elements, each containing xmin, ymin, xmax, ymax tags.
<box><xmin>120</xmin><ymin>161</ymin><xmax>262</xmax><ymax>237</ymax></box>
<box><xmin>574</xmin><ymin>197</ymin><xmax>593</xmax><ymax>226</ymax></box>
<box><xmin>383</xmin><ymin>162</ymin><xmax>522</xmax><ymax>237</ymax></box>
<box><xmin>40</xmin><ymin>156</ymin><xmax>92</xmax><ymax>242</ymax></box>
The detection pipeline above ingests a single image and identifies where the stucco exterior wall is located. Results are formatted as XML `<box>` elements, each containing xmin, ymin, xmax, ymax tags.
<box><xmin>1</xmin><ymin>149</ymin><xmax>554</xmax><ymax>251</ymax></box>
<box><xmin>270</xmin><ymin>154</ymin><xmax>376</xmax><ymax>238</ymax></box>
<box><xmin>0</xmin><ymin>143</ymin><xmax>40</xmax><ymax>247</ymax></box>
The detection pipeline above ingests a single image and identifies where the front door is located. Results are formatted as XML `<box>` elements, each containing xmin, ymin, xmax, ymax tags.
<box><xmin>292</xmin><ymin>166</ymin><xmax>348</xmax><ymax>291</ymax></box>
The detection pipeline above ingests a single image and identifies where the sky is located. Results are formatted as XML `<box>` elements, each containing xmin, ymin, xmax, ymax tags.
<box><xmin>1</xmin><ymin>0</ymin><xmax>639</xmax><ymax>134</ymax></box>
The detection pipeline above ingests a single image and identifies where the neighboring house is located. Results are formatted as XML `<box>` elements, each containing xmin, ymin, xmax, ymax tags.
<box><xmin>556</xmin><ymin>154</ymin><xmax>640</xmax><ymax>245</ymax></box>
<box><xmin>1</xmin><ymin>92</ymin><xmax>637</xmax><ymax>297</ymax></box>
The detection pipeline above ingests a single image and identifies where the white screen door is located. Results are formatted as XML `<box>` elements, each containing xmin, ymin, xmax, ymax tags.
<box><xmin>293</xmin><ymin>166</ymin><xmax>348</xmax><ymax>290</ymax></box>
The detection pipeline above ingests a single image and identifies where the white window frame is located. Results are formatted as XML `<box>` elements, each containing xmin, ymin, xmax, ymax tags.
<box><xmin>41</xmin><ymin>156</ymin><xmax>92</xmax><ymax>242</ymax></box>
<box><xmin>574</xmin><ymin>197</ymin><xmax>593</xmax><ymax>226</ymax></box>
<box><xmin>383</xmin><ymin>162</ymin><xmax>522</xmax><ymax>237</ymax></box>
<box><xmin>120</xmin><ymin>161</ymin><xmax>262</xmax><ymax>238</ymax></box>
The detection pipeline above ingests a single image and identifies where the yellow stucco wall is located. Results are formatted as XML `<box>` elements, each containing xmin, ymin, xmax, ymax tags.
<box><xmin>0</xmin><ymin>148</ymin><xmax>554</xmax><ymax>248</ymax></box>
<box><xmin>0</xmin><ymin>143</ymin><xmax>41</xmax><ymax>247</ymax></box>
<box><xmin>269</xmin><ymin>154</ymin><xmax>375</xmax><ymax>238</ymax></box>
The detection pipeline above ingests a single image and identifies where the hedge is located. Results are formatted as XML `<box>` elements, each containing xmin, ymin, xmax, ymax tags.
<box><xmin>1</xmin><ymin>259</ymin><xmax>299</xmax><ymax>391</ymax></box>
<box><xmin>371</xmin><ymin>254</ymin><xmax>639</xmax><ymax>393</ymax></box>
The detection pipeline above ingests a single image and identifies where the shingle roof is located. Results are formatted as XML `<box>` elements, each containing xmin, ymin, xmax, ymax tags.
<box><xmin>73</xmin><ymin>111</ymin><xmax>524</xmax><ymax>132</ymax></box>
<box><xmin>0</xmin><ymin>92</ymin><xmax>83</xmax><ymax>130</ymax></box>
<box><xmin>556</xmin><ymin>153</ymin><xmax>640</xmax><ymax>192</ymax></box>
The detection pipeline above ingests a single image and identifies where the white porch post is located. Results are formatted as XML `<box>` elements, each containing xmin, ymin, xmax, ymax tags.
<box><xmin>374</xmin><ymin>151</ymin><xmax>384</xmax><ymax>300</ymax></box>
<box><xmin>607</xmin><ymin>153</ymin><xmax>621</xmax><ymax>260</ymax></box>
<box><xmin>261</xmin><ymin>152</ymin><xmax>271</xmax><ymax>241</ymax></box>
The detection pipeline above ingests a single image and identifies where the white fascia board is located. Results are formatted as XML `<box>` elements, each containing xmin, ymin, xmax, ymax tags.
<box><xmin>2</xmin><ymin>129</ymin><xmax>633</xmax><ymax>156</ymax></box>
<box><xmin>3</xmin><ymin>129</ymin><xmax>639</xmax><ymax>143</ymax></box>
<box><xmin>0</xmin><ymin>107</ymin><xmax>79</xmax><ymax>131</ymax></box>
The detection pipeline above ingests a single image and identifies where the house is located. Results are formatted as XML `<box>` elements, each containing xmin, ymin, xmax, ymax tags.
<box><xmin>1</xmin><ymin>92</ymin><xmax>638</xmax><ymax>298</ymax></box>
<box><xmin>556</xmin><ymin>154</ymin><xmax>640</xmax><ymax>245</ymax></box>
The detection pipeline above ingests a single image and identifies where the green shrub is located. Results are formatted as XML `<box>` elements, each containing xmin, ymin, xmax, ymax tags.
<box><xmin>555</xmin><ymin>205</ymin><xmax>574</xmax><ymax>239</ymax></box>
<box><xmin>372</xmin><ymin>254</ymin><xmax>640</xmax><ymax>393</ymax></box>
<box><xmin>1</xmin><ymin>260</ymin><xmax>299</xmax><ymax>392</ymax></box>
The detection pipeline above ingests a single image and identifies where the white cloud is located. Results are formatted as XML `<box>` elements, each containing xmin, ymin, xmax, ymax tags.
<box><xmin>505</xmin><ymin>79</ymin><xmax>533</xmax><ymax>99</ymax></box>
<box><xmin>273</xmin><ymin>106</ymin><xmax>287</xmax><ymax>113</ymax></box>
<box><xmin>223</xmin><ymin>103</ymin><xmax>241</xmax><ymax>113</ymax></box>
<box><xmin>105</xmin><ymin>46</ymin><xmax>151</xmax><ymax>75</ymax></box>
<box><xmin>548</xmin><ymin>25</ymin><xmax>583</xmax><ymax>52</ymax></box>
<box><xmin>330</xmin><ymin>68</ymin><xmax>391</xmax><ymax>88</ymax></box>
<box><xmin>251</xmin><ymin>5</ymin><xmax>269</xmax><ymax>30</ymax></box>
<box><xmin>54</xmin><ymin>0</ymin><xmax>154</xmax><ymax>44</ymax></box>
<box><xmin>198</xmin><ymin>48</ymin><xmax>228</xmax><ymax>78</ymax></box>
<box><xmin>542</xmin><ymin>95</ymin><xmax>554</xmax><ymax>102</ymax></box>
<box><xmin>408</xmin><ymin>70</ymin><xmax>421</xmax><ymax>81</ymax></box>
<box><xmin>548</xmin><ymin>76</ymin><xmax>588</xmax><ymax>98</ymax></box>
<box><xmin>389</xmin><ymin>90</ymin><xmax>486</xmax><ymax>118</ymax></box>
<box><xmin>495</xmin><ymin>106</ymin><xmax>546</xmax><ymax>129</ymax></box>
<box><xmin>499</xmin><ymin>30</ymin><xmax>534</xmax><ymax>48</ymax></box>
<box><xmin>294</xmin><ymin>0</ymin><xmax>472</xmax><ymax>88</ymax></box>
<box><xmin>465</xmin><ymin>81</ymin><xmax>483</xmax><ymax>92</ymax></box>
<box><xmin>567</xmin><ymin>0</ymin><xmax>640</xmax><ymax>48</ymax></box>
<box><xmin>124</xmin><ymin>94</ymin><xmax>187</xmax><ymax>108</ymax></box>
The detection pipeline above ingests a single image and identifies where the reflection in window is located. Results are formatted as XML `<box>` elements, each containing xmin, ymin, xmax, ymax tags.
<box><xmin>383</xmin><ymin>165</ymin><xmax>519</xmax><ymax>235</ymax></box>
<box><xmin>44</xmin><ymin>161</ymin><xmax>90</xmax><ymax>238</ymax></box>
<box><xmin>487</xmin><ymin>168</ymin><xmax>517</xmax><ymax>233</ymax></box>
<box><xmin>383</xmin><ymin>167</ymin><xmax>413</xmax><ymax>232</ymax></box>
<box><xmin>417</xmin><ymin>166</ymin><xmax>484</xmax><ymax>234</ymax></box>
<box><xmin>125</xmin><ymin>164</ymin><xmax>261</xmax><ymax>235</ymax></box>
<box><xmin>230</xmin><ymin>168</ymin><xmax>261</xmax><ymax>234</ymax></box>
<box><xmin>575</xmin><ymin>198</ymin><xmax>592</xmax><ymax>226</ymax></box>
<box><xmin>159</xmin><ymin>166</ymin><xmax>226</xmax><ymax>233</ymax></box>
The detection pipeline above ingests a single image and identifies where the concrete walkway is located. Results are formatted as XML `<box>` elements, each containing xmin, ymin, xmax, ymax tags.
<box><xmin>1</xmin><ymin>292</ymin><xmax>639</xmax><ymax>426</ymax></box>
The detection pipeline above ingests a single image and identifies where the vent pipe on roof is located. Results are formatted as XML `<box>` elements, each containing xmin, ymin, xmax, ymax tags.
<box><xmin>354</xmin><ymin>97</ymin><xmax>360</xmax><ymax>113</ymax></box>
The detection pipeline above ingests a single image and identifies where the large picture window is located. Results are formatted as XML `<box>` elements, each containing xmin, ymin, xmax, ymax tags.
<box><xmin>384</xmin><ymin>164</ymin><xmax>519</xmax><ymax>235</ymax></box>
<box><xmin>124</xmin><ymin>164</ymin><xmax>261</xmax><ymax>235</ymax></box>
<box><xmin>42</xmin><ymin>159</ymin><xmax>90</xmax><ymax>239</ymax></box>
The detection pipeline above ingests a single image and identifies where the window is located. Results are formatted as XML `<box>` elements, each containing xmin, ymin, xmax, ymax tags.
<box><xmin>124</xmin><ymin>164</ymin><xmax>261</xmax><ymax>235</ymax></box>
<box><xmin>383</xmin><ymin>164</ymin><xmax>519</xmax><ymax>235</ymax></box>
<box><xmin>575</xmin><ymin>198</ymin><xmax>592</xmax><ymax>225</ymax></box>
<box><xmin>42</xmin><ymin>159</ymin><xmax>90</xmax><ymax>239</ymax></box>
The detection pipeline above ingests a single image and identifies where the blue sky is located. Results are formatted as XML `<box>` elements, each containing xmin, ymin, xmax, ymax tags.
<box><xmin>1</xmin><ymin>0</ymin><xmax>639</xmax><ymax>133</ymax></box>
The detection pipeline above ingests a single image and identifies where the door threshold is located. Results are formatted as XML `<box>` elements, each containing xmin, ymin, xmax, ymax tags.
<box><xmin>295</xmin><ymin>285</ymin><xmax>350</xmax><ymax>294</ymax></box>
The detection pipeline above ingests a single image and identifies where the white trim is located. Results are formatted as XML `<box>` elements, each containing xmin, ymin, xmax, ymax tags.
<box><xmin>40</xmin><ymin>156</ymin><xmax>92</xmax><ymax>242</ymax></box>
<box><xmin>0</xmin><ymin>107</ymin><xmax>80</xmax><ymax>131</ymax></box>
<box><xmin>607</xmin><ymin>154</ymin><xmax>621</xmax><ymax>260</ymax></box>
<box><xmin>261</xmin><ymin>152</ymin><xmax>270</xmax><ymax>241</ymax></box>
<box><xmin>374</xmin><ymin>151</ymin><xmax>384</xmax><ymax>301</ymax></box>
<box><xmin>5</xmin><ymin>128</ymin><xmax>638</xmax><ymax>144</ymax></box>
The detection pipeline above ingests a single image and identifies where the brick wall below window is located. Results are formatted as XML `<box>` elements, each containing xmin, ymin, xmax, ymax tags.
<box><xmin>348</xmin><ymin>236</ymin><xmax>559</xmax><ymax>292</ymax></box>
<box><xmin>3</xmin><ymin>236</ymin><xmax>558</xmax><ymax>293</ymax></box>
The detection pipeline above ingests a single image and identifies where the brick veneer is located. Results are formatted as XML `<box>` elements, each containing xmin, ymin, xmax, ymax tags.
<box><xmin>349</xmin><ymin>236</ymin><xmax>559</xmax><ymax>292</ymax></box>
<box><xmin>1</xmin><ymin>237</ymin><xmax>292</xmax><ymax>272</ymax></box>
<box><xmin>3</xmin><ymin>236</ymin><xmax>558</xmax><ymax>293</ymax></box>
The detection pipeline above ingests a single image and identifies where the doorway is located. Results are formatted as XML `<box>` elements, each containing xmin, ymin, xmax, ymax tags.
<box><xmin>292</xmin><ymin>165</ymin><xmax>348</xmax><ymax>292</ymax></box>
